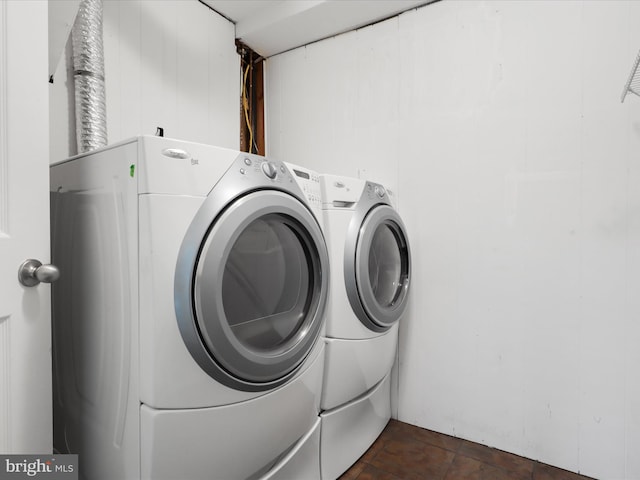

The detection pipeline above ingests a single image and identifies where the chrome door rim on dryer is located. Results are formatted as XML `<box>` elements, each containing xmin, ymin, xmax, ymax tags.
<box><xmin>175</xmin><ymin>152</ymin><xmax>329</xmax><ymax>392</ymax></box>
<box><xmin>343</xmin><ymin>181</ymin><xmax>411</xmax><ymax>332</ymax></box>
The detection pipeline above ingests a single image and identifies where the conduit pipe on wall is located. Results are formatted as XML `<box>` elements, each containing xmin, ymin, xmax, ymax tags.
<box><xmin>72</xmin><ymin>0</ymin><xmax>107</xmax><ymax>153</ymax></box>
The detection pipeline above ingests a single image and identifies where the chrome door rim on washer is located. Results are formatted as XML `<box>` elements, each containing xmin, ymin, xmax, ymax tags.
<box><xmin>344</xmin><ymin>182</ymin><xmax>410</xmax><ymax>333</ymax></box>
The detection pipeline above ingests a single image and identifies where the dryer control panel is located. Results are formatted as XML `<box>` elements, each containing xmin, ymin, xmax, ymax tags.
<box><xmin>235</xmin><ymin>155</ymin><xmax>292</xmax><ymax>188</ymax></box>
<box><xmin>230</xmin><ymin>155</ymin><xmax>322</xmax><ymax>217</ymax></box>
<box><xmin>283</xmin><ymin>162</ymin><xmax>322</xmax><ymax>211</ymax></box>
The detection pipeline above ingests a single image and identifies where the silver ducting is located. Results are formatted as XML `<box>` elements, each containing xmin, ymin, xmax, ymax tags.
<box><xmin>72</xmin><ymin>0</ymin><xmax>107</xmax><ymax>153</ymax></box>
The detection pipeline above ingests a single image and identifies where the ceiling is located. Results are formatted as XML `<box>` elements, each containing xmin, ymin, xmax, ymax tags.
<box><xmin>202</xmin><ymin>0</ymin><xmax>433</xmax><ymax>57</ymax></box>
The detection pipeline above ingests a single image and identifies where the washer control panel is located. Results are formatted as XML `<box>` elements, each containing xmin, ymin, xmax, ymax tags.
<box><xmin>363</xmin><ymin>181</ymin><xmax>389</xmax><ymax>203</ymax></box>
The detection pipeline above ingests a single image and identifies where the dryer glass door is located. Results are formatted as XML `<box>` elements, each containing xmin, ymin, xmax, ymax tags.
<box><xmin>222</xmin><ymin>213</ymin><xmax>312</xmax><ymax>351</ymax></box>
<box><xmin>176</xmin><ymin>189</ymin><xmax>328</xmax><ymax>392</ymax></box>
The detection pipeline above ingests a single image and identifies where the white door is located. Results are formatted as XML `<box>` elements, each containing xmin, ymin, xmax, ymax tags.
<box><xmin>0</xmin><ymin>0</ymin><xmax>52</xmax><ymax>453</ymax></box>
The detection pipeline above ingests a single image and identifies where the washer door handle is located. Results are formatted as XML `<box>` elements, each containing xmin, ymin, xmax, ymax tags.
<box><xmin>18</xmin><ymin>259</ymin><xmax>60</xmax><ymax>287</ymax></box>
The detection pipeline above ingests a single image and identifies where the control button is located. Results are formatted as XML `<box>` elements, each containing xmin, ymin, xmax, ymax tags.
<box><xmin>244</xmin><ymin>158</ymin><xmax>252</xmax><ymax>166</ymax></box>
<box><xmin>261</xmin><ymin>161</ymin><xmax>277</xmax><ymax>179</ymax></box>
<box><xmin>280</xmin><ymin>165</ymin><xmax>286</xmax><ymax>174</ymax></box>
<box><xmin>239</xmin><ymin>168</ymin><xmax>246</xmax><ymax>175</ymax></box>
<box><xmin>375</xmin><ymin>186</ymin><xmax>386</xmax><ymax>198</ymax></box>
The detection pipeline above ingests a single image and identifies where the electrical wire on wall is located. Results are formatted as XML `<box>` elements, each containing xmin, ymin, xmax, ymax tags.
<box><xmin>237</xmin><ymin>41</ymin><xmax>264</xmax><ymax>155</ymax></box>
<box><xmin>242</xmin><ymin>62</ymin><xmax>255</xmax><ymax>153</ymax></box>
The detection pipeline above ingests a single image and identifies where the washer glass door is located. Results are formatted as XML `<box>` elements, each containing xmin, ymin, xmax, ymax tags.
<box><xmin>368</xmin><ymin>222</ymin><xmax>404</xmax><ymax>308</ymax></box>
<box><xmin>348</xmin><ymin>203</ymin><xmax>410</xmax><ymax>332</ymax></box>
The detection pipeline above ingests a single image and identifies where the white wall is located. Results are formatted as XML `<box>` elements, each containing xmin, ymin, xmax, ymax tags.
<box><xmin>50</xmin><ymin>0</ymin><xmax>239</xmax><ymax>162</ymax></box>
<box><xmin>265</xmin><ymin>1</ymin><xmax>640</xmax><ymax>478</ymax></box>
<box><xmin>266</xmin><ymin>20</ymin><xmax>402</xmax><ymax>194</ymax></box>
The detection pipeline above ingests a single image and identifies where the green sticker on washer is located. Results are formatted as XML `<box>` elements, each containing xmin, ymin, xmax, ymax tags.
<box><xmin>130</xmin><ymin>164</ymin><xmax>135</xmax><ymax>178</ymax></box>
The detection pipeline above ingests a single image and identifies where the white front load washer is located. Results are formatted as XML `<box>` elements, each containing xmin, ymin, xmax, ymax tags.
<box><xmin>50</xmin><ymin>136</ymin><xmax>329</xmax><ymax>480</ymax></box>
<box><xmin>318</xmin><ymin>175</ymin><xmax>411</xmax><ymax>480</ymax></box>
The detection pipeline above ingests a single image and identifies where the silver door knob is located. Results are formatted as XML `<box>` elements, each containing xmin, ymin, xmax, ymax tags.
<box><xmin>18</xmin><ymin>259</ymin><xmax>60</xmax><ymax>287</ymax></box>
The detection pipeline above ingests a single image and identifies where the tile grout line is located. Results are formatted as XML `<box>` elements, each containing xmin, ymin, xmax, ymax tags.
<box><xmin>440</xmin><ymin>451</ymin><xmax>456</xmax><ymax>480</ymax></box>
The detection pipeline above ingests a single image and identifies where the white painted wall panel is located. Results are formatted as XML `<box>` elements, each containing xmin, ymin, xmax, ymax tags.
<box><xmin>265</xmin><ymin>22</ymin><xmax>401</xmax><ymax>195</ymax></box>
<box><xmin>265</xmin><ymin>1</ymin><xmax>640</xmax><ymax>478</ymax></box>
<box><xmin>50</xmin><ymin>0</ymin><xmax>239</xmax><ymax>162</ymax></box>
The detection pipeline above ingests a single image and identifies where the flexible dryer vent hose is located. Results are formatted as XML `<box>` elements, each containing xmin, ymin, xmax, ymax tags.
<box><xmin>72</xmin><ymin>0</ymin><xmax>107</xmax><ymax>153</ymax></box>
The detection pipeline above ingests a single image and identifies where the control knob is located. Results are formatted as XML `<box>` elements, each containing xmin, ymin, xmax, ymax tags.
<box><xmin>261</xmin><ymin>161</ymin><xmax>277</xmax><ymax>179</ymax></box>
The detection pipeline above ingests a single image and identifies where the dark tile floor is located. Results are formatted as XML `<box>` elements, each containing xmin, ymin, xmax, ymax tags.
<box><xmin>338</xmin><ymin>420</ymin><xmax>596</xmax><ymax>480</ymax></box>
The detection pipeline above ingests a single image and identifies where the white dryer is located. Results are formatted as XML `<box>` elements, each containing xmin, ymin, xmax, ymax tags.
<box><xmin>50</xmin><ymin>136</ymin><xmax>329</xmax><ymax>480</ymax></box>
<box><xmin>319</xmin><ymin>175</ymin><xmax>411</xmax><ymax>480</ymax></box>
